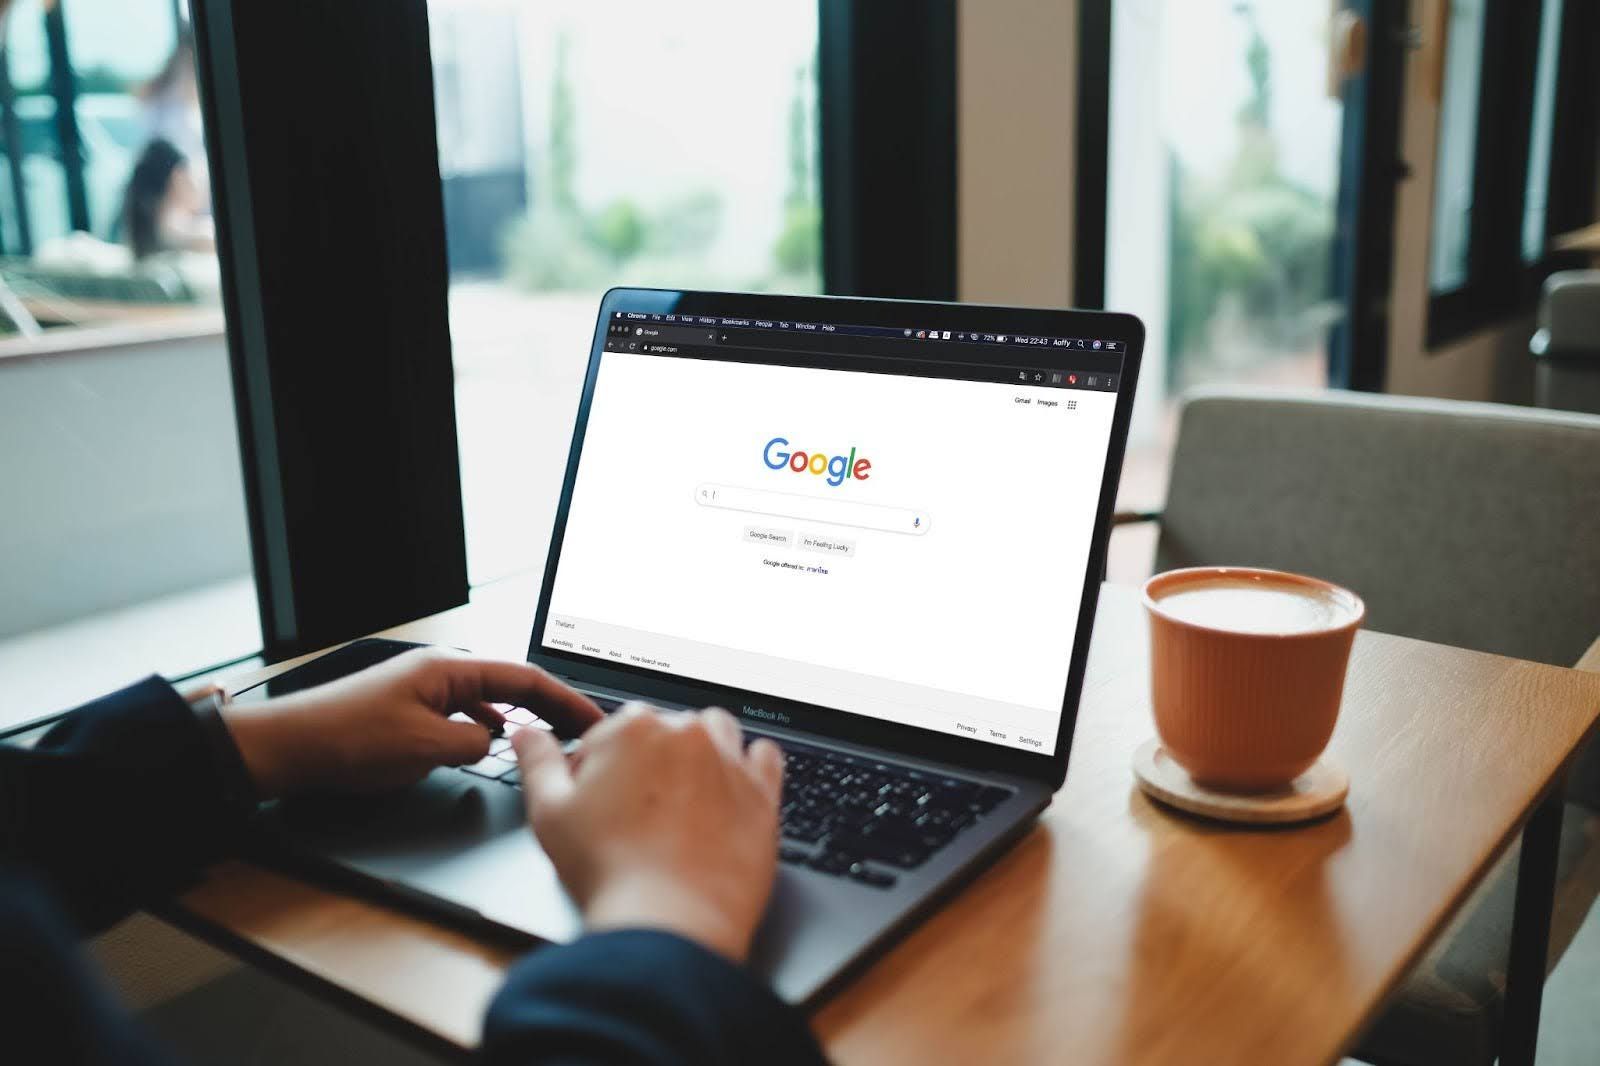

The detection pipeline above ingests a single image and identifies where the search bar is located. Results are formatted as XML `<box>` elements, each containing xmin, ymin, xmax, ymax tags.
<box><xmin>695</xmin><ymin>483</ymin><xmax>930</xmax><ymax>536</ymax></box>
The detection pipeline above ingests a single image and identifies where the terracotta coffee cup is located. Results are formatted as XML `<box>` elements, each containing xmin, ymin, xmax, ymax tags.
<box><xmin>1142</xmin><ymin>567</ymin><xmax>1365</xmax><ymax>792</ymax></box>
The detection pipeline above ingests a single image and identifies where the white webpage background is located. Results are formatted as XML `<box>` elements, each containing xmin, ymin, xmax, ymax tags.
<box><xmin>544</xmin><ymin>352</ymin><xmax>1117</xmax><ymax>750</ymax></box>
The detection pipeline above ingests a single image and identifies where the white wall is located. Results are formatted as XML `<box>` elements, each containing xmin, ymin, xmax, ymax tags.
<box><xmin>0</xmin><ymin>329</ymin><xmax>254</xmax><ymax>637</ymax></box>
<box><xmin>957</xmin><ymin>0</ymin><xmax>1078</xmax><ymax>308</ymax></box>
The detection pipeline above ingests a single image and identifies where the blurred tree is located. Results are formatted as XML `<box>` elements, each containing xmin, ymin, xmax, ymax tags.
<box><xmin>507</xmin><ymin>40</ymin><xmax>817</xmax><ymax>292</ymax></box>
<box><xmin>587</xmin><ymin>199</ymin><xmax>645</xmax><ymax>263</ymax></box>
<box><xmin>785</xmin><ymin>62</ymin><xmax>812</xmax><ymax>209</ymax></box>
<box><xmin>547</xmin><ymin>32</ymin><xmax>577</xmax><ymax>216</ymax></box>
<box><xmin>1235</xmin><ymin>2</ymin><xmax>1270</xmax><ymax>128</ymax></box>
<box><xmin>646</xmin><ymin>189</ymin><xmax>721</xmax><ymax>255</ymax></box>
<box><xmin>1165</xmin><ymin>1</ymin><xmax>1332</xmax><ymax>388</ymax></box>
<box><xmin>773</xmin><ymin>56</ymin><xmax>820</xmax><ymax>284</ymax></box>
<box><xmin>501</xmin><ymin>208</ymin><xmax>605</xmax><ymax>290</ymax></box>
<box><xmin>774</xmin><ymin>202</ymin><xmax>821</xmax><ymax>277</ymax></box>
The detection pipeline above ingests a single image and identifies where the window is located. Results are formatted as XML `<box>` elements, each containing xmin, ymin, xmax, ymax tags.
<box><xmin>0</xmin><ymin>0</ymin><xmax>257</xmax><ymax>720</ymax></box>
<box><xmin>1425</xmin><ymin>0</ymin><xmax>1598</xmax><ymax>346</ymax></box>
<box><xmin>1100</xmin><ymin>0</ymin><xmax>1341</xmax><ymax>513</ymax></box>
<box><xmin>426</xmin><ymin>0</ymin><xmax>822</xmax><ymax>586</ymax></box>
<box><xmin>1427</xmin><ymin>0</ymin><xmax>1487</xmax><ymax>293</ymax></box>
<box><xmin>1522</xmin><ymin>0</ymin><xmax>1565</xmax><ymax>264</ymax></box>
<box><xmin>1</xmin><ymin>0</ymin><xmax>220</xmax><ymax>311</ymax></box>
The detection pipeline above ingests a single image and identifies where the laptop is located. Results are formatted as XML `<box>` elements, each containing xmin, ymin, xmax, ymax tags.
<box><xmin>249</xmin><ymin>288</ymin><xmax>1143</xmax><ymax>1005</ymax></box>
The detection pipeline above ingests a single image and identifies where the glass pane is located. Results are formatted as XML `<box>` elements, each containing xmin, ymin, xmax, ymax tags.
<box><xmin>0</xmin><ymin>1</ymin><xmax>258</xmax><ymax>719</ymax></box>
<box><xmin>429</xmin><ymin>0</ymin><xmax>822</xmax><ymax>585</ymax></box>
<box><xmin>1428</xmin><ymin>0</ymin><xmax>1488</xmax><ymax>292</ymax></box>
<box><xmin>60</xmin><ymin>0</ymin><xmax>186</xmax><ymax>244</ymax></box>
<box><xmin>1104</xmin><ymin>0</ymin><xmax>1341</xmax><ymax>549</ymax></box>
<box><xmin>1522</xmin><ymin>0</ymin><xmax>1564</xmax><ymax>263</ymax></box>
<box><xmin>1</xmin><ymin>0</ymin><xmax>68</xmax><ymax>250</ymax></box>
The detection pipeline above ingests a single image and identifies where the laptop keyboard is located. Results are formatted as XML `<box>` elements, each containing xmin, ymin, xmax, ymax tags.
<box><xmin>453</xmin><ymin>700</ymin><xmax>1016</xmax><ymax>892</ymax></box>
<box><xmin>775</xmin><ymin>742</ymin><xmax>1014</xmax><ymax>889</ymax></box>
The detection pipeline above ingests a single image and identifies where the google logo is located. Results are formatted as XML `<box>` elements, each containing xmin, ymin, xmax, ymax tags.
<box><xmin>763</xmin><ymin>437</ymin><xmax>872</xmax><ymax>487</ymax></box>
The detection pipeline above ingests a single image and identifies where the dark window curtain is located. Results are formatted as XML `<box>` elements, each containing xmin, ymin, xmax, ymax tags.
<box><xmin>191</xmin><ymin>0</ymin><xmax>469</xmax><ymax>659</ymax></box>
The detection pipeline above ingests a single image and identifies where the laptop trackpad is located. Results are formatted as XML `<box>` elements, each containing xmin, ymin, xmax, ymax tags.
<box><xmin>266</xmin><ymin>769</ymin><xmax>583</xmax><ymax>946</ymax></box>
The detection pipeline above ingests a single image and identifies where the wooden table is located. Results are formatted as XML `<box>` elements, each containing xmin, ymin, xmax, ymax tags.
<box><xmin>168</xmin><ymin>577</ymin><xmax>1600</xmax><ymax>1065</ymax></box>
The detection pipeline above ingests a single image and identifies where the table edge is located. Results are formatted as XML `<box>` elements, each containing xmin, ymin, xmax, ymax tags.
<box><xmin>170</xmin><ymin>600</ymin><xmax>1600</xmax><ymax>1060</ymax></box>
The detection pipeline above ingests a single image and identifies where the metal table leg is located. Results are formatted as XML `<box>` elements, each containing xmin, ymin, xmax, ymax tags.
<box><xmin>1500</xmin><ymin>789</ymin><xmax>1564</xmax><ymax>1066</ymax></box>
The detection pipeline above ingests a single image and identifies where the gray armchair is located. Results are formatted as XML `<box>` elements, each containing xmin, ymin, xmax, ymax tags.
<box><xmin>1531</xmin><ymin>269</ymin><xmax>1600</xmax><ymax>415</ymax></box>
<box><xmin>1115</xmin><ymin>387</ymin><xmax>1600</xmax><ymax>1066</ymax></box>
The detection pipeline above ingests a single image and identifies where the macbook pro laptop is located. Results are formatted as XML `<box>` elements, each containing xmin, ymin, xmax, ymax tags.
<box><xmin>250</xmin><ymin>289</ymin><xmax>1143</xmax><ymax>1005</ymax></box>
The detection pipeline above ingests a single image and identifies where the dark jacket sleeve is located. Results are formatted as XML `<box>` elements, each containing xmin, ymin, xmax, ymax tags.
<box><xmin>482</xmin><ymin>929</ymin><xmax>828</xmax><ymax>1066</ymax></box>
<box><xmin>0</xmin><ymin>870</ymin><xmax>179</xmax><ymax>1066</ymax></box>
<box><xmin>3</xmin><ymin>680</ymin><xmax>827</xmax><ymax>1065</ymax></box>
<box><xmin>0</xmin><ymin>676</ymin><xmax>253</xmax><ymax>932</ymax></box>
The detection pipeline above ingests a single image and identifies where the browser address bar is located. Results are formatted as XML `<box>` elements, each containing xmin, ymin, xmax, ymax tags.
<box><xmin>694</xmin><ymin>483</ymin><xmax>930</xmax><ymax>536</ymax></box>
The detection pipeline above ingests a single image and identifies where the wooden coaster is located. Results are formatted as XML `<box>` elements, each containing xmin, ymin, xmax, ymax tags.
<box><xmin>1132</xmin><ymin>739</ymin><xmax>1348</xmax><ymax>826</ymax></box>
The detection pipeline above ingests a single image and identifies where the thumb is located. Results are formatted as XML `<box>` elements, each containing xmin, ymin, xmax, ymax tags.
<box><xmin>513</xmin><ymin>727</ymin><xmax>573</xmax><ymax>809</ymax></box>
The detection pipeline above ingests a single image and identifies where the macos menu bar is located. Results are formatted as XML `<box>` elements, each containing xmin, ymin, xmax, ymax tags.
<box><xmin>610</xmin><ymin>309</ymin><xmax>1125</xmax><ymax>354</ymax></box>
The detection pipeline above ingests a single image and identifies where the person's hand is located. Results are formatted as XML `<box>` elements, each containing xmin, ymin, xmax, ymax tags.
<box><xmin>514</xmin><ymin>704</ymin><xmax>784</xmax><ymax>963</ymax></box>
<box><xmin>221</xmin><ymin>648</ymin><xmax>603</xmax><ymax>798</ymax></box>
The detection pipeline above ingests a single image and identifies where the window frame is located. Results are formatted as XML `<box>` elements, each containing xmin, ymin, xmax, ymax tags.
<box><xmin>0</xmin><ymin>37</ymin><xmax>32</xmax><ymax>256</ymax></box>
<box><xmin>41</xmin><ymin>0</ymin><xmax>90</xmax><ymax>234</ymax></box>
<box><xmin>819</xmin><ymin>0</ymin><xmax>957</xmax><ymax>300</ymax></box>
<box><xmin>1426</xmin><ymin>0</ymin><xmax>1600</xmax><ymax>349</ymax></box>
<box><xmin>0</xmin><ymin>0</ymin><xmax>111</xmax><ymax>253</ymax></box>
<box><xmin>1072</xmin><ymin>0</ymin><xmax>1111</xmax><ymax>312</ymax></box>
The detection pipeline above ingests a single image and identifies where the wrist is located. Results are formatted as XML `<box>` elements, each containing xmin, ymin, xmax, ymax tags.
<box><xmin>220</xmin><ymin>700</ymin><xmax>328</xmax><ymax>799</ymax></box>
<box><xmin>582</xmin><ymin>876</ymin><xmax>752</xmax><ymax>964</ymax></box>
<box><xmin>183</xmin><ymin>684</ymin><xmax>259</xmax><ymax>811</ymax></box>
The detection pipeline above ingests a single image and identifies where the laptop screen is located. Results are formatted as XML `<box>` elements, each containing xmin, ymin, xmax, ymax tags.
<box><xmin>538</xmin><ymin>304</ymin><xmax>1130</xmax><ymax>756</ymax></box>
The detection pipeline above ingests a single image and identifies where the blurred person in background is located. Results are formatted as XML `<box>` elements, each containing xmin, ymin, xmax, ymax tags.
<box><xmin>136</xmin><ymin>28</ymin><xmax>208</xmax><ymax>206</ymax></box>
<box><xmin>115</xmin><ymin>28</ymin><xmax>214</xmax><ymax>265</ymax></box>
<box><xmin>118</xmin><ymin>136</ymin><xmax>213</xmax><ymax>260</ymax></box>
